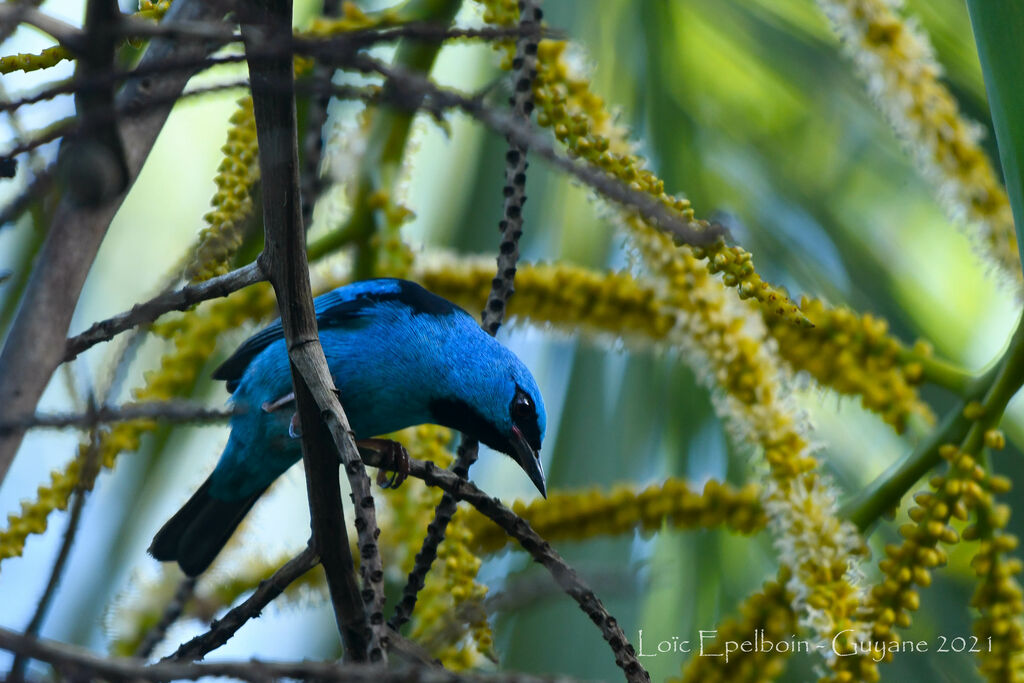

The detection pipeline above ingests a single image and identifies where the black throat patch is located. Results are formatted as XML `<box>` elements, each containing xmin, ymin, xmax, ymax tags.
<box><xmin>429</xmin><ymin>396</ymin><xmax>509</xmax><ymax>454</ymax></box>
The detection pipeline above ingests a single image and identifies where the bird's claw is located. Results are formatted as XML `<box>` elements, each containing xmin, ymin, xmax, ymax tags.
<box><xmin>288</xmin><ymin>412</ymin><xmax>301</xmax><ymax>439</ymax></box>
<box><xmin>356</xmin><ymin>438</ymin><xmax>410</xmax><ymax>490</ymax></box>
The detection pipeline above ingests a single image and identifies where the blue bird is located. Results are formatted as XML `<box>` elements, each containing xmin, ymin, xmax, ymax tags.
<box><xmin>150</xmin><ymin>278</ymin><xmax>546</xmax><ymax>576</ymax></box>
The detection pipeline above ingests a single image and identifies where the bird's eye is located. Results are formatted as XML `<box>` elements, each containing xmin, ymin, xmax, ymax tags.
<box><xmin>512</xmin><ymin>393</ymin><xmax>534</xmax><ymax>421</ymax></box>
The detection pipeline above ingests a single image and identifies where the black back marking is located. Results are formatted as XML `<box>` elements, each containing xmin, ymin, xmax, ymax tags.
<box><xmin>213</xmin><ymin>279</ymin><xmax>461</xmax><ymax>392</ymax></box>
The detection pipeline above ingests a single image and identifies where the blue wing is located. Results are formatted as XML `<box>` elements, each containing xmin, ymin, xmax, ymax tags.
<box><xmin>212</xmin><ymin>278</ymin><xmax>458</xmax><ymax>392</ymax></box>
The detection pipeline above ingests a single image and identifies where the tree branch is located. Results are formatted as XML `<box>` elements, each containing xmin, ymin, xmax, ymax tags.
<box><xmin>0</xmin><ymin>0</ymin><xmax>234</xmax><ymax>487</ymax></box>
<box><xmin>349</xmin><ymin>53</ymin><xmax>723</xmax><ymax>249</ymax></box>
<box><xmin>2</xmin><ymin>625</ymin><xmax>572</xmax><ymax>682</ymax></box>
<box><xmin>363</xmin><ymin>451</ymin><xmax>650</xmax><ymax>683</ymax></box>
<box><xmin>63</xmin><ymin>260</ymin><xmax>265</xmax><ymax>363</ymax></box>
<box><xmin>243</xmin><ymin>0</ymin><xmax>383</xmax><ymax>662</ymax></box>
<box><xmin>0</xmin><ymin>401</ymin><xmax>236</xmax><ymax>433</ymax></box>
<box><xmin>7</xmin><ymin>424</ymin><xmax>102</xmax><ymax>682</ymax></box>
<box><xmin>135</xmin><ymin>577</ymin><xmax>197</xmax><ymax>659</ymax></box>
<box><xmin>167</xmin><ymin>545</ymin><xmax>318</xmax><ymax>662</ymax></box>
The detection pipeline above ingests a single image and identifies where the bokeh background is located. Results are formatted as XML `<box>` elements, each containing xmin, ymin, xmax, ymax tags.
<box><xmin>1</xmin><ymin>1</ymin><xmax>1021</xmax><ymax>681</ymax></box>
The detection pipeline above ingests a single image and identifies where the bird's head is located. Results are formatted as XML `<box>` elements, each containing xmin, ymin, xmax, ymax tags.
<box><xmin>430</xmin><ymin>344</ymin><xmax>547</xmax><ymax>497</ymax></box>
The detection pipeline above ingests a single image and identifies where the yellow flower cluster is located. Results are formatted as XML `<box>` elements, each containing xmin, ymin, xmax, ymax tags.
<box><xmin>186</xmin><ymin>98</ymin><xmax>259</xmax><ymax>282</ymax></box>
<box><xmin>460</xmin><ymin>478</ymin><xmax>764</xmax><ymax>556</ymax></box>
<box><xmin>971</xmin><ymin>529</ymin><xmax>1024</xmax><ymax>682</ymax></box>
<box><xmin>532</xmin><ymin>41</ymin><xmax>806</xmax><ymax>327</ymax></box>
<box><xmin>765</xmin><ymin>296</ymin><xmax>932</xmax><ymax>432</ymax></box>
<box><xmin>382</xmin><ymin>426</ymin><xmax>494</xmax><ymax>669</ymax></box>
<box><xmin>639</xmin><ymin>238</ymin><xmax>871</xmax><ymax>669</ymax></box>
<box><xmin>0</xmin><ymin>46</ymin><xmax>72</xmax><ymax>75</ymax></box>
<box><xmin>473</xmin><ymin>6</ymin><xmax>872</xmax><ymax>664</ymax></box>
<box><xmin>416</xmin><ymin>258</ymin><xmax>676</xmax><ymax>344</ymax></box>
<box><xmin>0</xmin><ymin>284</ymin><xmax>273</xmax><ymax>568</ymax></box>
<box><xmin>414</xmin><ymin>508</ymin><xmax>494</xmax><ymax>668</ymax></box>
<box><xmin>136</xmin><ymin>0</ymin><xmax>172</xmax><ymax>21</ymax></box>
<box><xmin>479</xmin><ymin>0</ymin><xmax>807</xmax><ymax>325</ymax></box>
<box><xmin>817</xmin><ymin>0</ymin><xmax>1021</xmax><ymax>286</ymax></box>
<box><xmin>0</xmin><ymin>1</ymin><xmax>171</xmax><ymax>75</ymax></box>
<box><xmin>419</xmin><ymin>257</ymin><xmax>938</xmax><ymax>442</ymax></box>
<box><xmin>306</xmin><ymin>1</ymin><xmax>401</xmax><ymax>35</ymax></box>
<box><xmin>828</xmin><ymin>444</ymin><xmax>1013</xmax><ymax>681</ymax></box>
<box><xmin>671</xmin><ymin>569</ymin><xmax>797</xmax><ymax>683</ymax></box>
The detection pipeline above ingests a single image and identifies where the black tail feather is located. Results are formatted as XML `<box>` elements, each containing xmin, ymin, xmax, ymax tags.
<box><xmin>149</xmin><ymin>476</ymin><xmax>265</xmax><ymax>577</ymax></box>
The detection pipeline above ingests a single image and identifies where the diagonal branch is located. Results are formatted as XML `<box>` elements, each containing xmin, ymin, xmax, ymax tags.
<box><xmin>7</xmin><ymin>422</ymin><xmax>102</xmax><ymax>682</ymax></box>
<box><xmin>135</xmin><ymin>577</ymin><xmax>196</xmax><ymax>659</ymax></box>
<box><xmin>242</xmin><ymin>0</ymin><xmax>384</xmax><ymax>662</ymax></box>
<box><xmin>347</xmin><ymin>53</ymin><xmax>724</xmax><ymax>249</ymax></box>
<box><xmin>363</xmin><ymin>452</ymin><xmax>650</xmax><ymax>683</ymax></box>
<box><xmin>63</xmin><ymin>260</ymin><xmax>265</xmax><ymax>363</ymax></box>
<box><xmin>2</xmin><ymin>626</ymin><xmax>576</xmax><ymax>682</ymax></box>
<box><xmin>167</xmin><ymin>545</ymin><xmax>318</xmax><ymax>662</ymax></box>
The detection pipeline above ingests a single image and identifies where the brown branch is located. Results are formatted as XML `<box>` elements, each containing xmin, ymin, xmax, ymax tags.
<box><xmin>0</xmin><ymin>24</ymin><xmax>547</xmax><ymax>120</ymax></box>
<box><xmin>389</xmin><ymin>437</ymin><xmax>477</xmax><ymax>632</ymax></box>
<box><xmin>0</xmin><ymin>4</ymin><xmax>80</xmax><ymax>46</ymax></box>
<box><xmin>135</xmin><ymin>577</ymin><xmax>197</xmax><ymax>659</ymax></box>
<box><xmin>2</xmin><ymin>626</ymin><xmax>574</xmax><ymax>682</ymax></box>
<box><xmin>243</xmin><ymin>0</ymin><xmax>383</xmax><ymax>662</ymax></box>
<box><xmin>482</xmin><ymin>0</ymin><xmax>542</xmax><ymax>336</ymax></box>
<box><xmin>0</xmin><ymin>401</ymin><xmax>237</xmax><ymax>433</ymax></box>
<box><xmin>7</xmin><ymin>423</ymin><xmax>102</xmax><ymax>682</ymax></box>
<box><xmin>349</xmin><ymin>54</ymin><xmax>723</xmax><ymax>249</ymax></box>
<box><xmin>0</xmin><ymin>0</ymin><xmax>235</xmax><ymax>487</ymax></box>
<box><xmin>63</xmin><ymin>0</ymin><xmax>127</xmax><ymax>207</ymax></box>
<box><xmin>364</xmin><ymin>452</ymin><xmax>651</xmax><ymax>683</ymax></box>
<box><xmin>63</xmin><ymin>260</ymin><xmax>265</xmax><ymax>363</ymax></box>
<box><xmin>0</xmin><ymin>80</ymin><xmax>381</xmax><ymax>170</ymax></box>
<box><xmin>167</xmin><ymin>545</ymin><xmax>318</xmax><ymax>662</ymax></box>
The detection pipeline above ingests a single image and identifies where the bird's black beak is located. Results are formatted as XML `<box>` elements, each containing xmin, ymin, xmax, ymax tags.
<box><xmin>510</xmin><ymin>426</ymin><xmax>546</xmax><ymax>498</ymax></box>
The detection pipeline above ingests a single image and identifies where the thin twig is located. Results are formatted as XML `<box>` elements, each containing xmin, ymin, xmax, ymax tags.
<box><xmin>0</xmin><ymin>163</ymin><xmax>55</xmax><ymax>228</ymax></box>
<box><xmin>298</xmin><ymin>0</ymin><xmax>342</xmax><ymax>232</ymax></box>
<box><xmin>7</xmin><ymin>418</ymin><xmax>102</xmax><ymax>682</ymax></box>
<box><xmin>352</xmin><ymin>54</ymin><xmax>723</xmax><ymax>248</ymax></box>
<box><xmin>2</xmin><ymin>626</ymin><xmax>577</xmax><ymax>682</ymax></box>
<box><xmin>0</xmin><ymin>4</ymin><xmax>77</xmax><ymax>47</ymax></box>
<box><xmin>0</xmin><ymin>401</ymin><xmax>237</xmax><ymax>433</ymax></box>
<box><xmin>135</xmin><ymin>577</ymin><xmax>197</xmax><ymax>659</ymax></box>
<box><xmin>363</xmin><ymin>452</ymin><xmax>651</xmax><ymax>683</ymax></box>
<box><xmin>481</xmin><ymin>0</ymin><xmax>541</xmax><ymax>336</ymax></box>
<box><xmin>63</xmin><ymin>260</ymin><xmax>265</xmax><ymax>363</ymax></box>
<box><xmin>0</xmin><ymin>24</ymin><xmax>547</xmax><ymax>119</ymax></box>
<box><xmin>388</xmin><ymin>437</ymin><xmax>476</xmax><ymax>632</ymax></box>
<box><xmin>167</xmin><ymin>545</ymin><xmax>318</xmax><ymax>662</ymax></box>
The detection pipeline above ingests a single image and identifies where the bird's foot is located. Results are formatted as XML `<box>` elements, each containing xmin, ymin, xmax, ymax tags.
<box><xmin>356</xmin><ymin>438</ymin><xmax>410</xmax><ymax>489</ymax></box>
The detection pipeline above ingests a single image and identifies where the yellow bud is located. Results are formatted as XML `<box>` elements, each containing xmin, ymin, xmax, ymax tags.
<box><xmin>984</xmin><ymin>429</ymin><xmax>1006</xmax><ymax>450</ymax></box>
